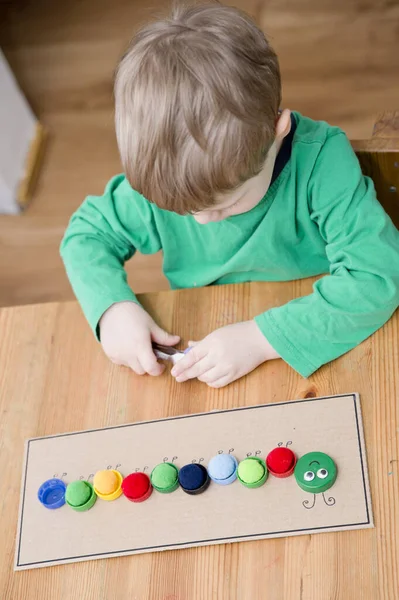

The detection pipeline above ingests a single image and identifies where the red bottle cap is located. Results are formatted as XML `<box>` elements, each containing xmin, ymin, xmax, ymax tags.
<box><xmin>266</xmin><ymin>447</ymin><xmax>297</xmax><ymax>478</ymax></box>
<box><xmin>122</xmin><ymin>473</ymin><xmax>152</xmax><ymax>503</ymax></box>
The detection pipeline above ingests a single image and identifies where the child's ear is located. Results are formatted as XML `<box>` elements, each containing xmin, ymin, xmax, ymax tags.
<box><xmin>275</xmin><ymin>109</ymin><xmax>291</xmax><ymax>140</ymax></box>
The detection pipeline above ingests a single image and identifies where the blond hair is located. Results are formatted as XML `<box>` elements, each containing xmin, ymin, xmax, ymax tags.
<box><xmin>115</xmin><ymin>3</ymin><xmax>281</xmax><ymax>214</ymax></box>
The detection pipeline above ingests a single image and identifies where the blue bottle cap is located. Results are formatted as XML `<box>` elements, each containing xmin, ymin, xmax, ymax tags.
<box><xmin>208</xmin><ymin>454</ymin><xmax>238</xmax><ymax>485</ymax></box>
<box><xmin>178</xmin><ymin>463</ymin><xmax>210</xmax><ymax>495</ymax></box>
<box><xmin>38</xmin><ymin>478</ymin><xmax>67</xmax><ymax>509</ymax></box>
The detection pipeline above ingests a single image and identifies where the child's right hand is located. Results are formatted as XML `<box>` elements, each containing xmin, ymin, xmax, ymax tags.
<box><xmin>99</xmin><ymin>301</ymin><xmax>180</xmax><ymax>376</ymax></box>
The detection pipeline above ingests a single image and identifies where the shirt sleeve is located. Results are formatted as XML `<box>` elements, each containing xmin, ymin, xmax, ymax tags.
<box><xmin>254</xmin><ymin>132</ymin><xmax>399</xmax><ymax>377</ymax></box>
<box><xmin>60</xmin><ymin>174</ymin><xmax>162</xmax><ymax>336</ymax></box>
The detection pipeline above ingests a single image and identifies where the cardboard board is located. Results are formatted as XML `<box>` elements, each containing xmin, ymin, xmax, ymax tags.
<box><xmin>15</xmin><ymin>393</ymin><xmax>373</xmax><ymax>570</ymax></box>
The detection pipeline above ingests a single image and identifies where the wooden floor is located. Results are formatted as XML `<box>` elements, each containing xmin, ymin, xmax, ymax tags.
<box><xmin>0</xmin><ymin>0</ymin><xmax>398</xmax><ymax>308</ymax></box>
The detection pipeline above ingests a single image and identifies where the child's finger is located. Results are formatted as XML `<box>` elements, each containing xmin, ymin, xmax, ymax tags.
<box><xmin>197</xmin><ymin>367</ymin><xmax>227</xmax><ymax>384</ymax></box>
<box><xmin>140</xmin><ymin>344</ymin><xmax>165</xmax><ymax>376</ymax></box>
<box><xmin>125</xmin><ymin>357</ymin><xmax>146</xmax><ymax>376</ymax></box>
<box><xmin>171</xmin><ymin>344</ymin><xmax>207</xmax><ymax>377</ymax></box>
<box><xmin>187</xmin><ymin>340</ymin><xmax>199</xmax><ymax>347</ymax></box>
<box><xmin>175</xmin><ymin>357</ymin><xmax>212</xmax><ymax>382</ymax></box>
<box><xmin>146</xmin><ymin>361</ymin><xmax>165</xmax><ymax>376</ymax></box>
<box><xmin>207</xmin><ymin>374</ymin><xmax>232</xmax><ymax>389</ymax></box>
<box><xmin>151</xmin><ymin>325</ymin><xmax>180</xmax><ymax>347</ymax></box>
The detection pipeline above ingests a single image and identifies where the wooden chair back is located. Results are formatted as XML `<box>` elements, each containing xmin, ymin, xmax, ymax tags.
<box><xmin>351</xmin><ymin>111</ymin><xmax>399</xmax><ymax>229</ymax></box>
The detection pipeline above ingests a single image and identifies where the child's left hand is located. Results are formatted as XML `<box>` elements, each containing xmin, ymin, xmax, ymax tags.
<box><xmin>171</xmin><ymin>320</ymin><xmax>279</xmax><ymax>388</ymax></box>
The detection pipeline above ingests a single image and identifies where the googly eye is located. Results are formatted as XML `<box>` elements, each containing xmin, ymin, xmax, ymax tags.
<box><xmin>317</xmin><ymin>468</ymin><xmax>328</xmax><ymax>479</ymax></box>
<box><xmin>304</xmin><ymin>471</ymin><xmax>315</xmax><ymax>481</ymax></box>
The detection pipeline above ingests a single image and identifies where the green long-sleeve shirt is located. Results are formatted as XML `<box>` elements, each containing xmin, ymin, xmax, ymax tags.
<box><xmin>60</xmin><ymin>112</ymin><xmax>399</xmax><ymax>377</ymax></box>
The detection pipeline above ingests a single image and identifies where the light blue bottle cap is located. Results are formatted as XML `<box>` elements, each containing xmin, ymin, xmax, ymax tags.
<box><xmin>208</xmin><ymin>454</ymin><xmax>238</xmax><ymax>485</ymax></box>
<box><xmin>38</xmin><ymin>478</ymin><xmax>67</xmax><ymax>509</ymax></box>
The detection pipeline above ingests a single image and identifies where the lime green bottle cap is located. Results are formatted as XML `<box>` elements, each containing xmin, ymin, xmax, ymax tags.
<box><xmin>66</xmin><ymin>480</ymin><xmax>97</xmax><ymax>511</ymax></box>
<box><xmin>150</xmin><ymin>462</ymin><xmax>179</xmax><ymax>493</ymax></box>
<box><xmin>237</xmin><ymin>457</ymin><xmax>268</xmax><ymax>488</ymax></box>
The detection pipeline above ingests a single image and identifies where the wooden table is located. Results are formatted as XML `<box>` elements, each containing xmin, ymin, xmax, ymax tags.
<box><xmin>0</xmin><ymin>281</ymin><xmax>398</xmax><ymax>600</ymax></box>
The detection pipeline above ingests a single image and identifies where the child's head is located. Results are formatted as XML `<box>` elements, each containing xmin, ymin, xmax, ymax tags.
<box><xmin>115</xmin><ymin>3</ymin><xmax>288</xmax><ymax>223</ymax></box>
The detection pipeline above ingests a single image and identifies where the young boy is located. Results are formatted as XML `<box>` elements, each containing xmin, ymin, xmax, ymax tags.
<box><xmin>61</xmin><ymin>3</ymin><xmax>399</xmax><ymax>388</ymax></box>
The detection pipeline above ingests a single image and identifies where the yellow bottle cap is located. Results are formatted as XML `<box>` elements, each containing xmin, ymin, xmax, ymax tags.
<box><xmin>93</xmin><ymin>469</ymin><xmax>123</xmax><ymax>501</ymax></box>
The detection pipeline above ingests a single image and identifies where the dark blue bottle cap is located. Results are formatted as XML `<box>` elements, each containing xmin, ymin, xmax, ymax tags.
<box><xmin>38</xmin><ymin>478</ymin><xmax>67</xmax><ymax>509</ymax></box>
<box><xmin>178</xmin><ymin>463</ymin><xmax>210</xmax><ymax>495</ymax></box>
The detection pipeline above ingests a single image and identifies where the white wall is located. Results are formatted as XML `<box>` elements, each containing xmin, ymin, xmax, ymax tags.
<box><xmin>0</xmin><ymin>49</ymin><xmax>36</xmax><ymax>213</ymax></box>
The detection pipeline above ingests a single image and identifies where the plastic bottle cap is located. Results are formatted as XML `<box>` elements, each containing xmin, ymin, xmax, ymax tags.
<box><xmin>66</xmin><ymin>480</ymin><xmax>97</xmax><ymax>512</ymax></box>
<box><xmin>208</xmin><ymin>454</ymin><xmax>238</xmax><ymax>485</ymax></box>
<box><xmin>266</xmin><ymin>447</ymin><xmax>297</xmax><ymax>478</ymax></box>
<box><xmin>122</xmin><ymin>472</ymin><xmax>153</xmax><ymax>503</ymax></box>
<box><xmin>93</xmin><ymin>470</ymin><xmax>123</xmax><ymax>501</ymax></box>
<box><xmin>237</xmin><ymin>457</ymin><xmax>268</xmax><ymax>488</ymax></box>
<box><xmin>294</xmin><ymin>451</ymin><xmax>337</xmax><ymax>493</ymax></box>
<box><xmin>38</xmin><ymin>478</ymin><xmax>67</xmax><ymax>509</ymax></box>
<box><xmin>150</xmin><ymin>462</ymin><xmax>179</xmax><ymax>493</ymax></box>
<box><xmin>178</xmin><ymin>463</ymin><xmax>210</xmax><ymax>495</ymax></box>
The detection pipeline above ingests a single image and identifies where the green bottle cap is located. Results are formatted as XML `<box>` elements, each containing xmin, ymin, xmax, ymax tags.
<box><xmin>237</xmin><ymin>457</ymin><xmax>268</xmax><ymax>488</ymax></box>
<box><xmin>150</xmin><ymin>462</ymin><xmax>179</xmax><ymax>493</ymax></box>
<box><xmin>294</xmin><ymin>452</ymin><xmax>337</xmax><ymax>493</ymax></box>
<box><xmin>66</xmin><ymin>480</ymin><xmax>97</xmax><ymax>511</ymax></box>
